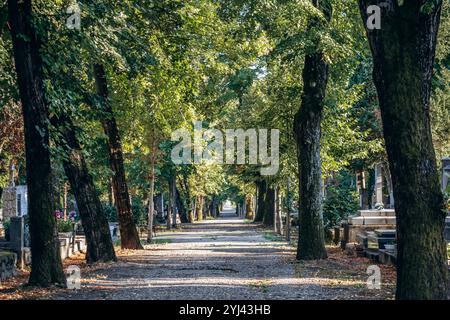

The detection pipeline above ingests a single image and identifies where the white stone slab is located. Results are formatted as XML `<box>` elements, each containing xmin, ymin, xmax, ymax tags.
<box><xmin>359</xmin><ymin>209</ymin><xmax>395</xmax><ymax>217</ymax></box>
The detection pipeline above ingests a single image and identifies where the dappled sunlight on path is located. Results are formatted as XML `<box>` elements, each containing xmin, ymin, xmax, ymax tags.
<box><xmin>48</xmin><ymin>207</ymin><xmax>395</xmax><ymax>300</ymax></box>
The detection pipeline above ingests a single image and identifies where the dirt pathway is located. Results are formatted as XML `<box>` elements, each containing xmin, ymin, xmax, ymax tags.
<box><xmin>47</xmin><ymin>208</ymin><xmax>395</xmax><ymax>300</ymax></box>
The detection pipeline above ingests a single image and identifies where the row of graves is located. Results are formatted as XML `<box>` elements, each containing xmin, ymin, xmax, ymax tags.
<box><xmin>336</xmin><ymin>158</ymin><xmax>450</xmax><ymax>267</ymax></box>
<box><xmin>0</xmin><ymin>183</ymin><xmax>29</xmax><ymax>280</ymax></box>
<box><xmin>0</xmin><ymin>179</ymin><xmax>89</xmax><ymax>280</ymax></box>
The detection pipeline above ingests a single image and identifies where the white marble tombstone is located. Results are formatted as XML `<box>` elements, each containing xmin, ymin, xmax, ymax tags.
<box><xmin>373</xmin><ymin>164</ymin><xmax>384</xmax><ymax>207</ymax></box>
<box><xmin>356</xmin><ymin>171</ymin><xmax>368</xmax><ymax>209</ymax></box>
<box><xmin>15</xmin><ymin>186</ymin><xmax>28</xmax><ymax>217</ymax></box>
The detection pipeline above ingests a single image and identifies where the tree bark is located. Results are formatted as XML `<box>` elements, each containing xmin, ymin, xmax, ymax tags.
<box><xmin>293</xmin><ymin>0</ymin><xmax>330</xmax><ymax>260</ymax></box>
<box><xmin>108</xmin><ymin>178</ymin><xmax>114</xmax><ymax>206</ymax></box>
<box><xmin>196</xmin><ymin>195</ymin><xmax>204</xmax><ymax>221</ymax></box>
<box><xmin>180</xmin><ymin>175</ymin><xmax>194</xmax><ymax>223</ymax></box>
<box><xmin>277</xmin><ymin>188</ymin><xmax>283</xmax><ymax>235</ymax></box>
<box><xmin>176</xmin><ymin>186</ymin><xmax>189</xmax><ymax>223</ymax></box>
<box><xmin>53</xmin><ymin>115</ymin><xmax>117</xmax><ymax>263</ymax></box>
<box><xmin>147</xmin><ymin>164</ymin><xmax>155</xmax><ymax>243</ymax></box>
<box><xmin>262</xmin><ymin>186</ymin><xmax>275</xmax><ymax>227</ymax></box>
<box><xmin>93</xmin><ymin>63</ymin><xmax>142</xmax><ymax>250</ymax></box>
<box><xmin>209</xmin><ymin>196</ymin><xmax>217</xmax><ymax>218</ymax></box>
<box><xmin>63</xmin><ymin>182</ymin><xmax>68</xmax><ymax>221</ymax></box>
<box><xmin>245</xmin><ymin>195</ymin><xmax>254</xmax><ymax>220</ymax></box>
<box><xmin>8</xmin><ymin>0</ymin><xmax>65</xmax><ymax>286</ymax></box>
<box><xmin>170</xmin><ymin>176</ymin><xmax>177</xmax><ymax>228</ymax></box>
<box><xmin>254</xmin><ymin>180</ymin><xmax>267</xmax><ymax>222</ymax></box>
<box><xmin>147</xmin><ymin>137</ymin><xmax>156</xmax><ymax>243</ymax></box>
<box><xmin>359</xmin><ymin>0</ymin><xmax>448</xmax><ymax>299</ymax></box>
<box><xmin>187</xmin><ymin>197</ymin><xmax>194</xmax><ymax>223</ymax></box>
<box><xmin>167</xmin><ymin>188</ymin><xmax>172</xmax><ymax>229</ymax></box>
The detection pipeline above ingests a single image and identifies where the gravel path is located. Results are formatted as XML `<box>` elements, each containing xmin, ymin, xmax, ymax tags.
<box><xmin>49</xmin><ymin>208</ymin><xmax>395</xmax><ymax>300</ymax></box>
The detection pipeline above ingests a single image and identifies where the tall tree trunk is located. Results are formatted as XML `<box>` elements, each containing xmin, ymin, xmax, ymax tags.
<box><xmin>276</xmin><ymin>188</ymin><xmax>283</xmax><ymax>235</ymax></box>
<box><xmin>211</xmin><ymin>197</ymin><xmax>218</xmax><ymax>218</ymax></box>
<box><xmin>167</xmin><ymin>188</ymin><xmax>172</xmax><ymax>229</ymax></box>
<box><xmin>176</xmin><ymin>186</ymin><xmax>189</xmax><ymax>223</ymax></box>
<box><xmin>188</xmin><ymin>199</ymin><xmax>195</xmax><ymax>223</ymax></box>
<box><xmin>359</xmin><ymin>0</ymin><xmax>448</xmax><ymax>299</ymax></box>
<box><xmin>8</xmin><ymin>0</ymin><xmax>65</xmax><ymax>286</ymax></box>
<box><xmin>196</xmin><ymin>195</ymin><xmax>204</xmax><ymax>221</ymax></box>
<box><xmin>62</xmin><ymin>182</ymin><xmax>68</xmax><ymax>221</ymax></box>
<box><xmin>54</xmin><ymin>115</ymin><xmax>116</xmax><ymax>263</ymax></box>
<box><xmin>147</xmin><ymin>157</ymin><xmax>156</xmax><ymax>244</ymax></box>
<box><xmin>293</xmin><ymin>0</ymin><xmax>330</xmax><ymax>260</ymax></box>
<box><xmin>245</xmin><ymin>195</ymin><xmax>254</xmax><ymax>220</ymax></box>
<box><xmin>108</xmin><ymin>178</ymin><xmax>114</xmax><ymax>206</ymax></box>
<box><xmin>192</xmin><ymin>196</ymin><xmax>197</xmax><ymax>221</ymax></box>
<box><xmin>180</xmin><ymin>175</ymin><xmax>194</xmax><ymax>223</ymax></box>
<box><xmin>203</xmin><ymin>199</ymin><xmax>208</xmax><ymax>220</ymax></box>
<box><xmin>147</xmin><ymin>135</ymin><xmax>157</xmax><ymax>243</ymax></box>
<box><xmin>254</xmin><ymin>180</ymin><xmax>267</xmax><ymax>222</ymax></box>
<box><xmin>263</xmin><ymin>186</ymin><xmax>276</xmax><ymax>227</ymax></box>
<box><xmin>170</xmin><ymin>176</ymin><xmax>177</xmax><ymax>228</ymax></box>
<box><xmin>93</xmin><ymin>63</ymin><xmax>142</xmax><ymax>250</ymax></box>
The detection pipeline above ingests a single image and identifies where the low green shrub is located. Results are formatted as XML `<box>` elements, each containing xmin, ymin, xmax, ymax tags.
<box><xmin>57</xmin><ymin>219</ymin><xmax>74</xmax><ymax>233</ymax></box>
<box><xmin>103</xmin><ymin>204</ymin><xmax>118</xmax><ymax>222</ymax></box>
<box><xmin>323</xmin><ymin>172</ymin><xmax>359</xmax><ymax>241</ymax></box>
<box><xmin>132</xmin><ymin>199</ymin><xmax>147</xmax><ymax>226</ymax></box>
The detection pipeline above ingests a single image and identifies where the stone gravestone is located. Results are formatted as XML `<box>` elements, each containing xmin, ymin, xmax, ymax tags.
<box><xmin>356</xmin><ymin>171</ymin><xmax>369</xmax><ymax>210</ymax></box>
<box><xmin>373</xmin><ymin>164</ymin><xmax>384</xmax><ymax>208</ymax></box>
<box><xmin>15</xmin><ymin>185</ymin><xmax>28</xmax><ymax>217</ymax></box>
<box><xmin>1</xmin><ymin>187</ymin><xmax>17</xmax><ymax>220</ymax></box>
<box><xmin>9</xmin><ymin>217</ymin><xmax>26</xmax><ymax>269</ymax></box>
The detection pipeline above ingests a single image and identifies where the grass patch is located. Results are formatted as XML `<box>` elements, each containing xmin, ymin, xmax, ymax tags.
<box><xmin>250</xmin><ymin>280</ymin><xmax>271</xmax><ymax>293</ymax></box>
<box><xmin>149</xmin><ymin>238</ymin><xmax>172</xmax><ymax>245</ymax></box>
<box><xmin>263</xmin><ymin>231</ymin><xmax>283</xmax><ymax>242</ymax></box>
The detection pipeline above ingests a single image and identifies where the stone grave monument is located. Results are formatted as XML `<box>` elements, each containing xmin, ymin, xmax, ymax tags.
<box><xmin>373</xmin><ymin>163</ymin><xmax>394</xmax><ymax>209</ymax></box>
<box><xmin>1</xmin><ymin>186</ymin><xmax>17</xmax><ymax>221</ymax></box>
<box><xmin>15</xmin><ymin>185</ymin><xmax>28</xmax><ymax>217</ymax></box>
